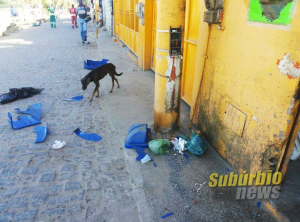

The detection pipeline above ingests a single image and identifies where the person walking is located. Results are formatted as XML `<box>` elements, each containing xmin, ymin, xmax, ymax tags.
<box><xmin>76</xmin><ymin>0</ymin><xmax>90</xmax><ymax>44</ymax></box>
<box><xmin>70</xmin><ymin>4</ymin><xmax>78</xmax><ymax>28</ymax></box>
<box><xmin>48</xmin><ymin>4</ymin><xmax>56</xmax><ymax>28</ymax></box>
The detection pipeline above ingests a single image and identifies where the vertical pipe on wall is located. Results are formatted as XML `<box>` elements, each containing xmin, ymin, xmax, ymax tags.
<box><xmin>153</xmin><ymin>0</ymin><xmax>185</xmax><ymax>133</ymax></box>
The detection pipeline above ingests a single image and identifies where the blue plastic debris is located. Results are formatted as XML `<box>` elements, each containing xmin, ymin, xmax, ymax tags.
<box><xmin>34</xmin><ymin>123</ymin><xmax>50</xmax><ymax>143</ymax></box>
<box><xmin>8</xmin><ymin>103</ymin><xmax>42</xmax><ymax>130</ymax></box>
<box><xmin>63</xmin><ymin>95</ymin><xmax>83</xmax><ymax>101</ymax></box>
<box><xmin>125</xmin><ymin>124</ymin><xmax>148</xmax><ymax>149</ymax></box>
<box><xmin>183</xmin><ymin>153</ymin><xmax>190</xmax><ymax>159</ymax></box>
<box><xmin>226</xmin><ymin>168</ymin><xmax>231</xmax><ymax>172</ymax></box>
<box><xmin>161</xmin><ymin>212</ymin><xmax>174</xmax><ymax>219</ymax></box>
<box><xmin>257</xmin><ymin>201</ymin><xmax>261</xmax><ymax>208</ymax></box>
<box><xmin>14</xmin><ymin>103</ymin><xmax>42</xmax><ymax>119</ymax></box>
<box><xmin>84</xmin><ymin>59</ymin><xmax>109</xmax><ymax>70</ymax></box>
<box><xmin>153</xmin><ymin>163</ymin><xmax>157</xmax><ymax>167</ymax></box>
<box><xmin>8</xmin><ymin>113</ymin><xmax>41</xmax><ymax>130</ymax></box>
<box><xmin>87</xmin><ymin>41</ymin><xmax>90</xmax><ymax>44</ymax></box>
<box><xmin>73</xmin><ymin>128</ymin><xmax>102</xmax><ymax>141</ymax></box>
<box><xmin>135</xmin><ymin>146</ymin><xmax>147</xmax><ymax>161</ymax></box>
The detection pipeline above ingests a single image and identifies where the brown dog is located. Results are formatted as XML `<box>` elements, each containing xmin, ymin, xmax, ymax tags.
<box><xmin>81</xmin><ymin>63</ymin><xmax>123</xmax><ymax>102</ymax></box>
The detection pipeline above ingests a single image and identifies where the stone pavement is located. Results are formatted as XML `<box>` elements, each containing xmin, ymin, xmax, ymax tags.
<box><xmin>0</xmin><ymin>18</ymin><xmax>277</xmax><ymax>222</ymax></box>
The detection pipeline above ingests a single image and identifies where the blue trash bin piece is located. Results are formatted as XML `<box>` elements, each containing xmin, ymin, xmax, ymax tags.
<box><xmin>125</xmin><ymin>124</ymin><xmax>148</xmax><ymax>149</ymax></box>
<box><xmin>83</xmin><ymin>59</ymin><xmax>109</xmax><ymax>70</ymax></box>
<box><xmin>14</xmin><ymin>103</ymin><xmax>42</xmax><ymax>120</ymax></box>
<box><xmin>34</xmin><ymin>123</ymin><xmax>50</xmax><ymax>143</ymax></box>
<box><xmin>8</xmin><ymin>112</ymin><xmax>41</xmax><ymax>130</ymax></box>
<box><xmin>74</xmin><ymin>128</ymin><xmax>102</xmax><ymax>141</ymax></box>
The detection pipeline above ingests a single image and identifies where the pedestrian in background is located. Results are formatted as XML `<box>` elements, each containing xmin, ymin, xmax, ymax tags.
<box><xmin>98</xmin><ymin>5</ymin><xmax>103</xmax><ymax>28</ymax></box>
<box><xmin>70</xmin><ymin>4</ymin><xmax>78</xmax><ymax>28</ymax></box>
<box><xmin>10</xmin><ymin>5</ymin><xmax>19</xmax><ymax>23</ymax></box>
<box><xmin>76</xmin><ymin>0</ymin><xmax>90</xmax><ymax>44</ymax></box>
<box><xmin>48</xmin><ymin>4</ymin><xmax>56</xmax><ymax>28</ymax></box>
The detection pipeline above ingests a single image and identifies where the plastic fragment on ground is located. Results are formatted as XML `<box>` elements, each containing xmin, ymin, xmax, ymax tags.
<box><xmin>14</xmin><ymin>103</ymin><xmax>42</xmax><ymax>119</ymax></box>
<box><xmin>161</xmin><ymin>212</ymin><xmax>174</xmax><ymax>219</ymax></box>
<box><xmin>183</xmin><ymin>153</ymin><xmax>190</xmax><ymax>159</ymax></box>
<box><xmin>8</xmin><ymin>112</ymin><xmax>41</xmax><ymax>130</ymax></box>
<box><xmin>257</xmin><ymin>202</ymin><xmax>261</xmax><ymax>208</ymax></box>
<box><xmin>62</xmin><ymin>95</ymin><xmax>83</xmax><ymax>101</ymax></box>
<box><xmin>52</xmin><ymin>140</ymin><xmax>66</xmax><ymax>149</ymax></box>
<box><xmin>135</xmin><ymin>146</ymin><xmax>146</xmax><ymax>161</ymax></box>
<box><xmin>153</xmin><ymin>163</ymin><xmax>157</xmax><ymax>167</ymax></box>
<box><xmin>73</xmin><ymin>128</ymin><xmax>102</xmax><ymax>141</ymax></box>
<box><xmin>195</xmin><ymin>181</ymin><xmax>207</xmax><ymax>193</ymax></box>
<box><xmin>34</xmin><ymin>123</ymin><xmax>50</xmax><ymax>143</ymax></box>
<box><xmin>84</xmin><ymin>59</ymin><xmax>109</xmax><ymax>70</ymax></box>
<box><xmin>141</xmin><ymin>154</ymin><xmax>152</xmax><ymax>164</ymax></box>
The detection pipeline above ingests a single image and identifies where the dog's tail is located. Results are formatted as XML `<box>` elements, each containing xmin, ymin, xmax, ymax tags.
<box><xmin>115</xmin><ymin>71</ymin><xmax>123</xmax><ymax>76</ymax></box>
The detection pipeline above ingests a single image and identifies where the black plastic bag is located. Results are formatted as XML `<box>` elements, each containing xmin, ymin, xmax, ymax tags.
<box><xmin>0</xmin><ymin>87</ymin><xmax>44</xmax><ymax>104</ymax></box>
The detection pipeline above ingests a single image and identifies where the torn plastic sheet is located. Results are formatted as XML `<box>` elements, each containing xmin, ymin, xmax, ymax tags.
<box><xmin>135</xmin><ymin>147</ymin><xmax>152</xmax><ymax>163</ymax></box>
<box><xmin>34</xmin><ymin>124</ymin><xmax>50</xmax><ymax>143</ymax></box>
<box><xmin>153</xmin><ymin>163</ymin><xmax>157</xmax><ymax>167</ymax></box>
<box><xmin>73</xmin><ymin>128</ymin><xmax>102</xmax><ymax>141</ymax></box>
<box><xmin>183</xmin><ymin>153</ymin><xmax>190</xmax><ymax>159</ymax></box>
<box><xmin>141</xmin><ymin>154</ymin><xmax>152</xmax><ymax>164</ymax></box>
<box><xmin>52</xmin><ymin>140</ymin><xmax>66</xmax><ymax>149</ymax></box>
<box><xmin>14</xmin><ymin>103</ymin><xmax>42</xmax><ymax>120</ymax></box>
<box><xmin>161</xmin><ymin>212</ymin><xmax>174</xmax><ymax>219</ymax></box>
<box><xmin>62</xmin><ymin>95</ymin><xmax>83</xmax><ymax>101</ymax></box>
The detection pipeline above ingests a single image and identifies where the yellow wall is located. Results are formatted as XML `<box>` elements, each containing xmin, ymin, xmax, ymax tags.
<box><xmin>192</xmin><ymin>0</ymin><xmax>300</xmax><ymax>173</ymax></box>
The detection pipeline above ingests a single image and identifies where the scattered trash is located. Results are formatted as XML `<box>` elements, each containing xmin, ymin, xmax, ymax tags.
<box><xmin>34</xmin><ymin>123</ymin><xmax>50</xmax><ymax>143</ymax></box>
<box><xmin>161</xmin><ymin>212</ymin><xmax>174</xmax><ymax>219</ymax></box>
<box><xmin>15</xmin><ymin>103</ymin><xmax>42</xmax><ymax>119</ymax></box>
<box><xmin>0</xmin><ymin>87</ymin><xmax>44</xmax><ymax>104</ymax></box>
<box><xmin>135</xmin><ymin>146</ymin><xmax>147</xmax><ymax>161</ymax></box>
<box><xmin>170</xmin><ymin>138</ymin><xmax>187</xmax><ymax>154</ymax></box>
<box><xmin>87</xmin><ymin>42</ymin><xmax>90</xmax><ymax>44</ymax></box>
<box><xmin>73</xmin><ymin>128</ymin><xmax>102</xmax><ymax>141</ymax></box>
<box><xmin>125</xmin><ymin>124</ymin><xmax>149</xmax><ymax>148</ymax></box>
<box><xmin>141</xmin><ymin>154</ymin><xmax>152</xmax><ymax>164</ymax></box>
<box><xmin>135</xmin><ymin>147</ymin><xmax>152</xmax><ymax>163</ymax></box>
<box><xmin>84</xmin><ymin>59</ymin><xmax>109</xmax><ymax>70</ymax></box>
<box><xmin>195</xmin><ymin>181</ymin><xmax>207</xmax><ymax>193</ymax></box>
<box><xmin>8</xmin><ymin>103</ymin><xmax>42</xmax><ymax>130</ymax></box>
<box><xmin>149</xmin><ymin>139</ymin><xmax>170</xmax><ymax>155</ymax></box>
<box><xmin>153</xmin><ymin>163</ymin><xmax>157</xmax><ymax>167</ymax></box>
<box><xmin>179</xmin><ymin>130</ymin><xmax>208</xmax><ymax>156</ymax></box>
<box><xmin>226</xmin><ymin>168</ymin><xmax>231</xmax><ymax>172</ymax></box>
<box><xmin>183</xmin><ymin>153</ymin><xmax>190</xmax><ymax>159</ymax></box>
<box><xmin>52</xmin><ymin>140</ymin><xmax>66</xmax><ymax>149</ymax></box>
<box><xmin>257</xmin><ymin>201</ymin><xmax>261</xmax><ymax>208</ymax></box>
<box><xmin>63</xmin><ymin>95</ymin><xmax>83</xmax><ymax>101</ymax></box>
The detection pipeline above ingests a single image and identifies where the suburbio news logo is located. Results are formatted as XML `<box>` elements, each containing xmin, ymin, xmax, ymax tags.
<box><xmin>209</xmin><ymin>170</ymin><xmax>282</xmax><ymax>200</ymax></box>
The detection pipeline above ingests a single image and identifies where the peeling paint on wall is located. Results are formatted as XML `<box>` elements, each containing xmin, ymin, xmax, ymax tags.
<box><xmin>165</xmin><ymin>56</ymin><xmax>181</xmax><ymax>111</ymax></box>
<box><xmin>287</xmin><ymin>98</ymin><xmax>295</xmax><ymax>114</ymax></box>
<box><xmin>277</xmin><ymin>53</ymin><xmax>300</xmax><ymax>79</ymax></box>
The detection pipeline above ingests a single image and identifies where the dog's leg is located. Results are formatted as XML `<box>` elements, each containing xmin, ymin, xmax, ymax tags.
<box><xmin>114</xmin><ymin>77</ymin><xmax>120</xmax><ymax>88</ymax></box>
<box><xmin>96</xmin><ymin>87</ymin><xmax>100</xmax><ymax>98</ymax></box>
<box><xmin>90</xmin><ymin>84</ymin><xmax>99</xmax><ymax>102</ymax></box>
<box><xmin>109</xmin><ymin>76</ymin><xmax>114</xmax><ymax>93</ymax></box>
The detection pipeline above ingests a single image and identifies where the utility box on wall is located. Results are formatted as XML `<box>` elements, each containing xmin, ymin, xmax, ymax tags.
<box><xmin>203</xmin><ymin>0</ymin><xmax>224</xmax><ymax>24</ymax></box>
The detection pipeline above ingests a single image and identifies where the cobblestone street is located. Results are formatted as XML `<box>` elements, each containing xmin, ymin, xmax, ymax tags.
<box><xmin>0</xmin><ymin>19</ymin><xmax>145</xmax><ymax>222</ymax></box>
<box><xmin>0</xmin><ymin>18</ymin><xmax>278</xmax><ymax>222</ymax></box>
